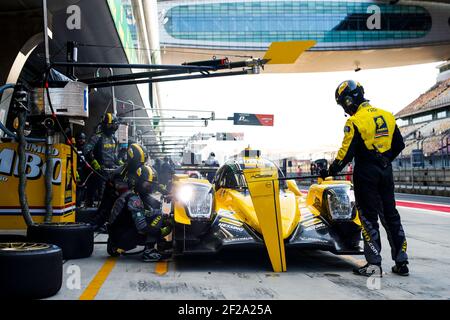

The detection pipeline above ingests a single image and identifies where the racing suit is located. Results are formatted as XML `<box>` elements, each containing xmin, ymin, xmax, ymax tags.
<box><xmin>93</xmin><ymin>164</ymin><xmax>166</xmax><ymax>229</ymax></box>
<box><xmin>108</xmin><ymin>190</ymin><xmax>167</xmax><ymax>251</ymax></box>
<box><xmin>329</xmin><ymin>101</ymin><xmax>407</xmax><ymax>266</ymax></box>
<box><xmin>83</xmin><ymin>132</ymin><xmax>119</xmax><ymax>205</ymax></box>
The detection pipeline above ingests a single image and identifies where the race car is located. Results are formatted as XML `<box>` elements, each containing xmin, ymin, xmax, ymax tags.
<box><xmin>167</xmin><ymin>149</ymin><xmax>363</xmax><ymax>272</ymax></box>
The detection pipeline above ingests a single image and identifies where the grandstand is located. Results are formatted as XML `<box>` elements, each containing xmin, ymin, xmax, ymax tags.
<box><xmin>395</xmin><ymin>61</ymin><xmax>450</xmax><ymax>168</ymax></box>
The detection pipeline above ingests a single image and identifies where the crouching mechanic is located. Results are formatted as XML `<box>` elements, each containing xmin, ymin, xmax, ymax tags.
<box><xmin>107</xmin><ymin>165</ymin><xmax>172</xmax><ymax>262</ymax></box>
<box><xmin>322</xmin><ymin>80</ymin><xmax>408</xmax><ymax>277</ymax></box>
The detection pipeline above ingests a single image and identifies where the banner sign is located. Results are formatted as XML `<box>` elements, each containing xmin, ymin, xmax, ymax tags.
<box><xmin>233</xmin><ymin>113</ymin><xmax>274</xmax><ymax>126</ymax></box>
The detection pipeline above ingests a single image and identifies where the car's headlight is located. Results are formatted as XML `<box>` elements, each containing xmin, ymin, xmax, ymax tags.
<box><xmin>326</xmin><ymin>186</ymin><xmax>355</xmax><ymax>221</ymax></box>
<box><xmin>177</xmin><ymin>183</ymin><xmax>213</xmax><ymax>219</ymax></box>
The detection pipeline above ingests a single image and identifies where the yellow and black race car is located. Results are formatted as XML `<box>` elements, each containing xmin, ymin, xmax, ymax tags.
<box><xmin>167</xmin><ymin>148</ymin><xmax>363</xmax><ymax>272</ymax></box>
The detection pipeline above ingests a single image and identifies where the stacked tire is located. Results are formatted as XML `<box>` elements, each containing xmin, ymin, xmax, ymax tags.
<box><xmin>27</xmin><ymin>222</ymin><xmax>94</xmax><ymax>260</ymax></box>
<box><xmin>0</xmin><ymin>242</ymin><xmax>63</xmax><ymax>299</ymax></box>
<box><xmin>0</xmin><ymin>222</ymin><xmax>94</xmax><ymax>299</ymax></box>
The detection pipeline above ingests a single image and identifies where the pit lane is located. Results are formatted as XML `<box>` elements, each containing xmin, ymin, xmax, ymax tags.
<box><xmin>49</xmin><ymin>195</ymin><xmax>450</xmax><ymax>300</ymax></box>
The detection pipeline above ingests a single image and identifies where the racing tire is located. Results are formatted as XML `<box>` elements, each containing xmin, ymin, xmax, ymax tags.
<box><xmin>27</xmin><ymin>222</ymin><xmax>94</xmax><ymax>260</ymax></box>
<box><xmin>75</xmin><ymin>207</ymin><xmax>98</xmax><ymax>224</ymax></box>
<box><xmin>0</xmin><ymin>243</ymin><xmax>63</xmax><ymax>299</ymax></box>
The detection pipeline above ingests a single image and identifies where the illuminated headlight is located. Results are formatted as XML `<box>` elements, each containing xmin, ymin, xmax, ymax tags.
<box><xmin>177</xmin><ymin>184</ymin><xmax>213</xmax><ymax>219</ymax></box>
<box><xmin>326</xmin><ymin>186</ymin><xmax>355</xmax><ymax>221</ymax></box>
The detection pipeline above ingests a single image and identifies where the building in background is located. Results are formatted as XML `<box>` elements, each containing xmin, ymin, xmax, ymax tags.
<box><xmin>395</xmin><ymin>61</ymin><xmax>450</xmax><ymax>168</ymax></box>
<box><xmin>157</xmin><ymin>0</ymin><xmax>450</xmax><ymax>72</ymax></box>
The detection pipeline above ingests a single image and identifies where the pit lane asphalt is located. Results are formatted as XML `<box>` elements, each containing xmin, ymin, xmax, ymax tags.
<box><xmin>50</xmin><ymin>195</ymin><xmax>450</xmax><ymax>300</ymax></box>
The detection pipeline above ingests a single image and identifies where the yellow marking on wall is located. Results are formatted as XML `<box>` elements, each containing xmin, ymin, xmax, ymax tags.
<box><xmin>79</xmin><ymin>257</ymin><xmax>117</xmax><ymax>300</ymax></box>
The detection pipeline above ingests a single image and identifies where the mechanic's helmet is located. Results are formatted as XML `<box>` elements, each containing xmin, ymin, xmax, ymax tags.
<box><xmin>135</xmin><ymin>165</ymin><xmax>158</xmax><ymax>193</ymax></box>
<box><xmin>101</xmin><ymin>112</ymin><xmax>119</xmax><ymax>133</ymax></box>
<box><xmin>335</xmin><ymin>80</ymin><xmax>365</xmax><ymax>115</ymax></box>
<box><xmin>210</xmin><ymin>152</ymin><xmax>215</xmax><ymax>157</ymax></box>
<box><xmin>127</xmin><ymin>143</ymin><xmax>148</xmax><ymax>171</ymax></box>
<box><xmin>163</xmin><ymin>156</ymin><xmax>170</xmax><ymax>162</ymax></box>
<box><xmin>75</xmin><ymin>132</ymin><xmax>86</xmax><ymax>146</ymax></box>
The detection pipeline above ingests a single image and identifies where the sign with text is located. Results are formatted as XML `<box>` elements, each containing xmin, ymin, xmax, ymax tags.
<box><xmin>233</xmin><ymin>113</ymin><xmax>274</xmax><ymax>126</ymax></box>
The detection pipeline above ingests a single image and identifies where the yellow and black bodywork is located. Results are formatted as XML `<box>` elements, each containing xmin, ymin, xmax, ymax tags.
<box><xmin>169</xmin><ymin>152</ymin><xmax>363</xmax><ymax>272</ymax></box>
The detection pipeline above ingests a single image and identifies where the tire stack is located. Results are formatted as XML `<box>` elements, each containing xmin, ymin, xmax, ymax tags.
<box><xmin>0</xmin><ymin>243</ymin><xmax>63</xmax><ymax>299</ymax></box>
<box><xmin>0</xmin><ymin>222</ymin><xmax>94</xmax><ymax>299</ymax></box>
<box><xmin>27</xmin><ymin>222</ymin><xmax>94</xmax><ymax>260</ymax></box>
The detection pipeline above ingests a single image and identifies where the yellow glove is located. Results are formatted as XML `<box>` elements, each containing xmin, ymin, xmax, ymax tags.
<box><xmin>91</xmin><ymin>159</ymin><xmax>101</xmax><ymax>171</ymax></box>
<box><xmin>75</xmin><ymin>171</ymin><xmax>80</xmax><ymax>183</ymax></box>
<box><xmin>118</xmin><ymin>160</ymin><xmax>124</xmax><ymax>166</ymax></box>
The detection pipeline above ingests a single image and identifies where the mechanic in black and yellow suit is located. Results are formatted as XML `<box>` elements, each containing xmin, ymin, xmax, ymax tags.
<box><xmin>108</xmin><ymin>165</ymin><xmax>172</xmax><ymax>262</ymax></box>
<box><xmin>321</xmin><ymin>80</ymin><xmax>409</xmax><ymax>277</ymax></box>
<box><xmin>84</xmin><ymin>112</ymin><xmax>120</xmax><ymax>206</ymax></box>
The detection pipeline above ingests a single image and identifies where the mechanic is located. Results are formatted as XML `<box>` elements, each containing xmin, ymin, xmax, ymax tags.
<box><xmin>75</xmin><ymin>132</ymin><xmax>88</xmax><ymax>206</ymax></box>
<box><xmin>159</xmin><ymin>156</ymin><xmax>175</xmax><ymax>189</ymax></box>
<box><xmin>92</xmin><ymin>143</ymin><xmax>149</xmax><ymax>230</ymax></box>
<box><xmin>83</xmin><ymin>113</ymin><xmax>120</xmax><ymax>206</ymax></box>
<box><xmin>93</xmin><ymin>143</ymin><xmax>168</xmax><ymax>230</ymax></box>
<box><xmin>108</xmin><ymin>165</ymin><xmax>172</xmax><ymax>262</ymax></box>
<box><xmin>205</xmin><ymin>152</ymin><xmax>220</xmax><ymax>183</ymax></box>
<box><xmin>321</xmin><ymin>80</ymin><xmax>408</xmax><ymax>277</ymax></box>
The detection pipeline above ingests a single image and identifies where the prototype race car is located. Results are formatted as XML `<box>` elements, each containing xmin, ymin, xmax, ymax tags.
<box><xmin>167</xmin><ymin>149</ymin><xmax>363</xmax><ymax>272</ymax></box>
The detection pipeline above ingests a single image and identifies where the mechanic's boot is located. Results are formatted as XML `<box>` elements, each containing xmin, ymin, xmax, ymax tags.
<box><xmin>392</xmin><ymin>262</ymin><xmax>409</xmax><ymax>276</ymax></box>
<box><xmin>142</xmin><ymin>248</ymin><xmax>170</xmax><ymax>262</ymax></box>
<box><xmin>107</xmin><ymin>238</ymin><xmax>120</xmax><ymax>257</ymax></box>
<box><xmin>353</xmin><ymin>263</ymin><xmax>383</xmax><ymax>277</ymax></box>
<box><xmin>157</xmin><ymin>239</ymin><xmax>173</xmax><ymax>252</ymax></box>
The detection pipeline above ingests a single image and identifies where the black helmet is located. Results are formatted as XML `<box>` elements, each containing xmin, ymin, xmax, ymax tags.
<box><xmin>75</xmin><ymin>132</ymin><xmax>86</xmax><ymax>141</ymax></box>
<box><xmin>136</xmin><ymin>165</ymin><xmax>157</xmax><ymax>183</ymax></box>
<box><xmin>135</xmin><ymin>165</ymin><xmax>158</xmax><ymax>193</ymax></box>
<box><xmin>127</xmin><ymin>143</ymin><xmax>148</xmax><ymax>171</ymax></box>
<box><xmin>101</xmin><ymin>112</ymin><xmax>119</xmax><ymax>133</ymax></box>
<box><xmin>335</xmin><ymin>80</ymin><xmax>365</xmax><ymax>115</ymax></box>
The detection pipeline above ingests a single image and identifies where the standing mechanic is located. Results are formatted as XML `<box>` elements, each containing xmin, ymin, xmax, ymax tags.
<box><xmin>75</xmin><ymin>132</ymin><xmax>88</xmax><ymax>206</ymax></box>
<box><xmin>321</xmin><ymin>80</ymin><xmax>408</xmax><ymax>277</ymax></box>
<box><xmin>108</xmin><ymin>165</ymin><xmax>172</xmax><ymax>262</ymax></box>
<box><xmin>83</xmin><ymin>112</ymin><xmax>120</xmax><ymax>206</ymax></box>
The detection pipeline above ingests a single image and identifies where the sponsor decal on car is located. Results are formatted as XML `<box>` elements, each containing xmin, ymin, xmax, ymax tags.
<box><xmin>223</xmin><ymin>236</ymin><xmax>253</xmax><ymax>243</ymax></box>
<box><xmin>219</xmin><ymin>217</ymin><xmax>243</xmax><ymax>227</ymax></box>
<box><xmin>218</xmin><ymin>222</ymin><xmax>244</xmax><ymax>232</ymax></box>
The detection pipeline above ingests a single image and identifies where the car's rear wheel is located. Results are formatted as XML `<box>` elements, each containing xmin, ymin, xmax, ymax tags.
<box><xmin>27</xmin><ymin>222</ymin><xmax>94</xmax><ymax>260</ymax></box>
<box><xmin>0</xmin><ymin>242</ymin><xmax>63</xmax><ymax>299</ymax></box>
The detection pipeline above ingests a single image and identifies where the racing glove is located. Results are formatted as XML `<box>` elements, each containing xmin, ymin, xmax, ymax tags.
<box><xmin>319</xmin><ymin>168</ymin><xmax>329</xmax><ymax>179</ymax></box>
<box><xmin>160</xmin><ymin>225</ymin><xmax>172</xmax><ymax>237</ymax></box>
<box><xmin>158</xmin><ymin>184</ymin><xmax>170</xmax><ymax>196</ymax></box>
<box><xmin>328</xmin><ymin>160</ymin><xmax>341</xmax><ymax>177</ymax></box>
<box><xmin>91</xmin><ymin>159</ymin><xmax>101</xmax><ymax>171</ymax></box>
